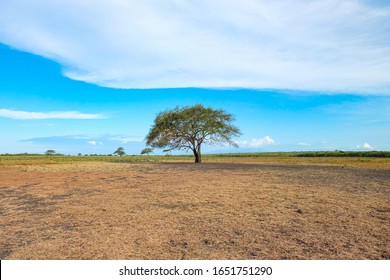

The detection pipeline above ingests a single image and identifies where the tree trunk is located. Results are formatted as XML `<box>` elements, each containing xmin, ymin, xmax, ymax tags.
<box><xmin>193</xmin><ymin>147</ymin><xmax>202</xmax><ymax>163</ymax></box>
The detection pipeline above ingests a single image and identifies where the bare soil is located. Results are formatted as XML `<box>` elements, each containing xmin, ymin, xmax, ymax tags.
<box><xmin>0</xmin><ymin>161</ymin><xmax>389</xmax><ymax>259</ymax></box>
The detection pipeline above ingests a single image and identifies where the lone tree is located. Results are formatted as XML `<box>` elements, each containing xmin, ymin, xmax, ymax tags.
<box><xmin>113</xmin><ymin>147</ymin><xmax>126</xmax><ymax>157</ymax></box>
<box><xmin>45</xmin><ymin>149</ymin><xmax>56</xmax><ymax>155</ymax></box>
<box><xmin>141</xmin><ymin>147</ymin><xmax>154</xmax><ymax>155</ymax></box>
<box><xmin>145</xmin><ymin>104</ymin><xmax>241</xmax><ymax>163</ymax></box>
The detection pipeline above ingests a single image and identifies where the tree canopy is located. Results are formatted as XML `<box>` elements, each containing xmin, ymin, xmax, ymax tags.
<box><xmin>45</xmin><ymin>149</ymin><xmax>56</xmax><ymax>155</ymax></box>
<box><xmin>145</xmin><ymin>104</ymin><xmax>241</xmax><ymax>163</ymax></box>
<box><xmin>141</xmin><ymin>147</ymin><xmax>154</xmax><ymax>155</ymax></box>
<box><xmin>113</xmin><ymin>147</ymin><xmax>126</xmax><ymax>157</ymax></box>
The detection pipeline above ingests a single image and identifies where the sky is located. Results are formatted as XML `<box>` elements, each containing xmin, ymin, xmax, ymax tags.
<box><xmin>0</xmin><ymin>0</ymin><xmax>389</xmax><ymax>155</ymax></box>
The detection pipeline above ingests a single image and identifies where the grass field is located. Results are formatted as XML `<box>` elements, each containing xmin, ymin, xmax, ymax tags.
<box><xmin>0</xmin><ymin>153</ymin><xmax>389</xmax><ymax>259</ymax></box>
<box><xmin>1</xmin><ymin>151</ymin><xmax>390</xmax><ymax>167</ymax></box>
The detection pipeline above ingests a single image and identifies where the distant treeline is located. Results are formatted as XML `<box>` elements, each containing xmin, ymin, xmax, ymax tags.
<box><xmin>1</xmin><ymin>151</ymin><xmax>390</xmax><ymax>158</ymax></box>
<box><xmin>295</xmin><ymin>151</ymin><xmax>390</xmax><ymax>158</ymax></box>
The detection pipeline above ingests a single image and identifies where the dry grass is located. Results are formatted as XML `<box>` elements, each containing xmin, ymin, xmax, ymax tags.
<box><xmin>206</xmin><ymin>156</ymin><xmax>390</xmax><ymax>168</ymax></box>
<box><xmin>0</xmin><ymin>160</ymin><xmax>389</xmax><ymax>260</ymax></box>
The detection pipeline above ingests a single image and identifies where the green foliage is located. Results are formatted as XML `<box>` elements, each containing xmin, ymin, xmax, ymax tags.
<box><xmin>113</xmin><ymin>147</ymin><xmax>126</xmax><ymax>157</ymax></box>
<box><xmin>141</xmin><ymin>147</ymin><xmax>154</xmax><ymax>155</ymax></box>
<box><xmin>145</xmin><ymin>104</ymin><xmax>241</xmax><ymax>163</ymax></box>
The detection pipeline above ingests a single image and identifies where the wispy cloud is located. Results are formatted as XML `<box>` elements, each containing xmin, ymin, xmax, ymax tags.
<box><xmin>20</xmin><ymin>134</ymin><xmax>145</xmax><ymax>154</ymax></box>
<box><xmin>298</xmin><ymin>142</ymin><xmax>311</xmax><ymax>147</ymax></box>
<box><xmin>21</xmin><ymin>134</ymin><xmax>142</xmax><ymax>143</ymax></box>
<box><xmin>87</xmin><ymin>140</ymin><xmax>103</xmax><ymax>146</ymax></box>
<box><xmin>0</xmin><ymin>109</ymin><xmax>104</xmax><ymax>120</ymax></box>
<box><xmin>0</xmin><ymin>0</ymin><xmax>389</xmax><ymax>93</ymax></box>
<box><xmin>320</xmin><ymin>97</ymin><xmax>390</xmax><ymax>123</ymax></box>
<box><xmin>238</xmin><ymin>136</ymin><xmax>275</xmax><ymax>148</ymax></box>
<box><xmin>109</xmin><ymin>136</ymin><xmax>144</xmax><ymax>143</ymax></box>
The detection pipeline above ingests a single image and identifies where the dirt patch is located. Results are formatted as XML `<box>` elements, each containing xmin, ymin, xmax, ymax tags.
<box><xmin>0</xmin><ymin>162</ymin><xmax>389</xmax><ymax>259</ymax></box>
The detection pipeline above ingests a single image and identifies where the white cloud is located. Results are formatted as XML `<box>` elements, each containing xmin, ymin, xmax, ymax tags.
<box><xmin>0</xmin><ymin>0</ymin><xmax>389</xmax><ymax>93</ymax></box>
<box><xmin>239</xmin><ymin>136</ymin><xmax>275</xmax><ymax>148</ymax></box>
<box><xmin>0</xmin><ymin>109</ymin><xmax>104</xmax><ymax>120</ymax></box>
<box><xmin>298</xmin><ymin>142</ymin><xmax>311</xmax><ymax>146</ymax></box>
<box><xmin>357</xmin><ymin>143</ymin><xmax>374</xmax><ymax>150</ymax></box>
<box><xmin>110</xmin><ymin>136</ymin><xmax>144</xmax><ymax>143</ymax></box>
<box><xmin>86</xmin><ymin>141</ymin><xmax>103</xmax><ymax>145</ymax></box>
<box><xmin>363</xmin><ymin>143</ymin><xmax>373</xmax><ymax>149</ymax></box>
<box><xmin>72</xmin><ymin>135</ymin><xmax>94</xmax><ymax>140</ymax></box>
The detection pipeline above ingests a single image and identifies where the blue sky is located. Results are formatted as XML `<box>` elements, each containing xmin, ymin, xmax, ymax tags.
<box><xmin>0</xmin><ymin>0</ymin><xmax>389</xmax><ymax>155</ymax></box>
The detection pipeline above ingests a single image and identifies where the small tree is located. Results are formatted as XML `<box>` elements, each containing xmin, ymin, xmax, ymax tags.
<box><xmin>113</xmin><ymin>147</ymin><xmax>126</xmax><ymax>157</ymax></box>
<box><xmin>141</xmin><ymin>147</ymin><xmax>154</xmax><ymax>155</ymax></box>
<box><xmin>45</xmin><ymin>149</ymin><xmax>56</xmax><ymax>155</ymax></box>
<box><xmin>146</xmin><ymin>104</ymin><xmax>241</xmax><ymax>163</ymax></box>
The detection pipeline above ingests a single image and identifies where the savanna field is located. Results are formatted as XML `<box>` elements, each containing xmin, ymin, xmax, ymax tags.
<box><xmin>0</xmin><ymin>153</ymin><xmax>389</xmax><ymax>259</ymax></box>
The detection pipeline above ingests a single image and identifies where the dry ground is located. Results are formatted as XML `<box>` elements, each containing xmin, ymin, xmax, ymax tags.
<box><xmin>0</xmin><ymin>161</ymin><xmax>389</xmax><ymax>259</ymax></box>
